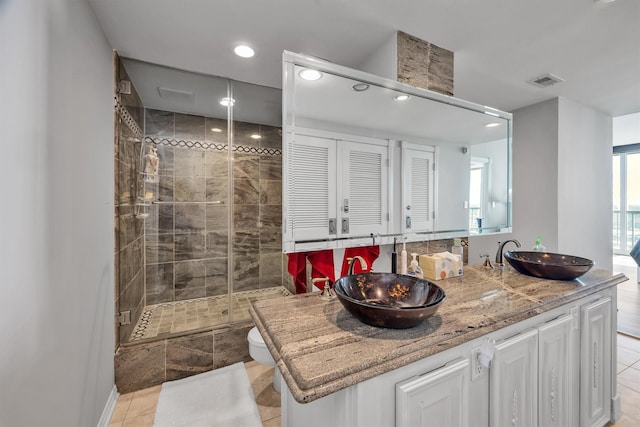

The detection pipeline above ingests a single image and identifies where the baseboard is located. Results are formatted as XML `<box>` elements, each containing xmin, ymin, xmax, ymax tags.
<box><xmin>611</xmin><ymin>392</ymin><xmax>622</xmax><ymax>423</ymax></box>
<box><xmin>97</xmin><ymin>385</ymin><xmax>119</xmax><ymax>427</ymax></box>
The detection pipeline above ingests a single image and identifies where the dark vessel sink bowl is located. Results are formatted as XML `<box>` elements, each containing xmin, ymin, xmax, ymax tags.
<box><xmin>504</xmin><ymin>251</ymin><xmax>594</xmax><ymax>281</ymax></box>
<box><xmin>333</xmin><ymin>273</ymin><xmax>445</xmax><ymax>329</ymax></box>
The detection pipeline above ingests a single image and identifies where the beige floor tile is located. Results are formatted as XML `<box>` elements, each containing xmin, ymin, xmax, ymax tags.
<box><xmin>122</xmin><ymin>412</ymin><xmax>155</xmax><ymax>427</ymax></box>
<box><xmin>619</xmin><ymin>383</ymin><xmax>640</xmax><ymax>424</ymax></box>
<box><xmin>108</xmin><ymin>421</ymin><xmax>123</xmax><ymax>427</ymax></box>
<box><xmin>618</xmin><ymin>362</ymin><xmax>630</xmax><ymax>374</ymax></box>
<box><xmin>618</xmin><ymin>346</ymin><xmax>640</xmax><ymax>368</ymax></box>
<box><xmin>110</xmin><ymin>392</ymin><xmax>134</xmax><ymax>423</ymax></box>
<box><xmin>263</xmin><ymin>416</ymin><xmax>281</xmax><ymax>427</ymax></box>
<box><xmin>245</xmin><ymin>361</ymin><xmax>281</xmax><ymax>422</ymax></box>
<box><xmin>618</xmin><ymin>365</ymin><xmax>640</xmax><ymax>393</ymax></box>
<box><xmin>127</xmin><ymin>386</ymin><xmax>161</xmax><ymax>419</ymax></box>
<box><xmin>618</xmin><ymin>334</ymin><xmax>640</xmax><ymax>353</ymax></box>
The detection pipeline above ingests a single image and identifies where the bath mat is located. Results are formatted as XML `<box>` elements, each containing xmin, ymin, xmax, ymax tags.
<box><xmin>153</xmin><ymin>362</ymin><xmax>262</xmax><ymax>427</ymax></box>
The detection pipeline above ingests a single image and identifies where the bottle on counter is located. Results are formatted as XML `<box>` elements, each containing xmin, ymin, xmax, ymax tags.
<box><xmin>408</xmin><ymin>253</ymin><xmax>423</xmax><ymax>279</ymax></box>
<box><xmin>533</xmin><ymin>236</ymin><xmax>547</xmax><ymax>252</ymax></box>
<box><xmin>400</xmin><ymin>241</ymin><xmax>408</xmax><ymax>275</ymax></box>
<box><xmin>451</xmin><ymin>238</ymin><xmax>464</xmax><ymax>257</ymax></box>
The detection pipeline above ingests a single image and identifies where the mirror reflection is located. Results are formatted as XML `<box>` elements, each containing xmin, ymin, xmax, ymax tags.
<box><xmin>283</xmin><ymin>52</ymin><xmax>511</xmax><ymax>252</ymax></box>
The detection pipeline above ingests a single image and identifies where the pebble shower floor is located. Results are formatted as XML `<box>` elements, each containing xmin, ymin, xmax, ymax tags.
<box><xmin>129</xmin><ymin>286</ymin><xmax>291</xmax><ymax>341</ymax></box>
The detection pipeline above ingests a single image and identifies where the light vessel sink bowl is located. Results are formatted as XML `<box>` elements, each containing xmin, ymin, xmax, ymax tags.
<box><xmin>333</xmin><ymin>273</ymin><xmax>445</xmax><ymax>329</ymax></box>
<box><xmin>504</xmin><ymin>251</ymin><xmax>594</xmax><ymax>281</ymax></box>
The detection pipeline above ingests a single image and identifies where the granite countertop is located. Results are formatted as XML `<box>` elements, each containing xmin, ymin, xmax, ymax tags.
<box><xmin>250</xmin><ymin>265</ymin><xmax>626</xmax><ymax>404</ymax></box>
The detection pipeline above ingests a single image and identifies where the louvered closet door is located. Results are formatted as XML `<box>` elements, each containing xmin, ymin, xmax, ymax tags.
<box><xmin>402</xmin><ymin>144</ymin><xmax>435</xmax><ymax>233</ymax></box>
<box><xmin>339</xmin><ymin>140</ymin><xmax>388</xmax><ymax>237</ymax></box>
<box><xmin>288</xmin><ymin>134</ymin><xmax>337</xmax><ymax>241</ymax></box>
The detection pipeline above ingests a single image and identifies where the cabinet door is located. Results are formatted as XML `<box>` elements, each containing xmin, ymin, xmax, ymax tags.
<box><xmin>580</xmin><ymin>297</ymin><xmax>612</xmax><ymax>427</ymax></box>
<box><xmin>538</xmin><ymin>313</ymin><xmax>575</xmax><ymax>427</ymax></box>
<box><xmin>396</xmin><ymin>358</ymin><xmax>469</xmax><ymax>427</ymax></box>
<box><xmin>286</xmin><ymin>133</ymin><xmax>337</xmax><ymax>241</ymax></box>
<box><xmin>490</xmin><ymin>329</ymin><xmax>538</xmax><ymax>427</ymax></box>
<box><xmin>339</xmin><ymin>140</ymin><xmax>388</xmax><ymax>237</ymax></box>
<box><xmin>401</xmin><ymin>143</ymin><xmax>435</xmax><ymax>233</ymax></box>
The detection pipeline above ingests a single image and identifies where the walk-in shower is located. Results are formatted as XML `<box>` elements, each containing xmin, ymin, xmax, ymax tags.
<box><xmin>115</xmin><ymin>58</ymin><xmax>291</xmax><ymax>346</ymax></box>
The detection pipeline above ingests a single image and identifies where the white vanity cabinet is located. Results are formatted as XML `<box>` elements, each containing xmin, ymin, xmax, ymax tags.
<box><xmin>280</xmin><ymin>289</ymin><xmax>619</xmax><ymax>427</ymax></box>
<box><xmin>490</xmin><ymin>329</ymin><xmax>539</xmax><ymax>427</ymax></box>
<box><xmin>401</xmin><ymin>142</ymin><xmax>435</xmax><ymax>234</ymax></box>
<box><xmin>284</xmin><ymin>129</ymin><xmax>389</xmax><ymax>249</ymax></box>
<box><xmin>491</xmin><ymin>312</ymin><xmax>578</xmax><ymax>427</ymax></box>
<box><xmin>538</xmin><ymin>312</ymin><xmax>578</xmax><ymax>427</ymax></box>
<box><xmin>285</xmin><ymin>133</ymin><xmax>336</xmax><ymax>242</ymax></box>
<box><xmin>396</xmin><ymin>358</ymin><xmax>470</xmax><ymax>427</ymax></box>
<box><xmin>580</xmin><ymin>297</ymin><xmax>612</xmax><ymax>427</ymax></box>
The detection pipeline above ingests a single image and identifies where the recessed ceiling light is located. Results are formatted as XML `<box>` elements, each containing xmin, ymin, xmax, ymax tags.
<box><xmin>485</xmin><ymin>123</ymin><xmax>501</xmax><ymax>128</ymax></box>
<box><xmin>210</xmin><ymin>128</ymin><xmax>222</xmax><ymax>133</ymax></box>
<box><xmin>299</xmin><ymin>69</ymin><xmax>322</xmax><ymax>81</ymax></box>
<box><xmin>250</xmin><ymin>134</ymin><xmax>262</xmax><ymax>139</ymax></box>
<box><xmin>352</xmin><ymin>83</ymin><xmax>369</xmax><ymax>92</ymax></box>
<box><xmin>233</xmin><ymin>44</ymin><xmax>255</xmax><ymax>58</ymax></box>
<box><xmin>394</xmin><ymin>94</ymin><xmax>410</xmax><ymax>101</ymax></box>
<box><xmin>220</xmin><ymin>97</ymin><xmax>235</xmax><ymax>107</ymax></box>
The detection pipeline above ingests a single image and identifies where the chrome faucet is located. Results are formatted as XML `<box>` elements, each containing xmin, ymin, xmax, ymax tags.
<box><xmin>347</xmin><ymin>256</ymin><xmax>368</xmax><ymax>275</ymax></box>
<box><xmin>495</xmin><ymin>239</ymin><xmax>521</xmax><ymax>266</ymax></box>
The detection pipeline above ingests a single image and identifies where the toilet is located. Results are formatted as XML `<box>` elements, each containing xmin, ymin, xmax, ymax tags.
<box><xmin>247</xmin><ymin>327</ymin><xmax>282</xmax><ymax>392</ymax></box>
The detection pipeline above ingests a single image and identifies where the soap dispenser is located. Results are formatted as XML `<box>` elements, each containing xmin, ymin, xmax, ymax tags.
<box><xmin>533</xmin><ymin>236</ymin><xmax>547</xmax><ymax>252</ymax></box>
<box><xmin>408</xmin><ymin>253</ymin><xmax>423</xmax><ymax>279</ymax></box>
<box><xmin>451</xmin><ymin>238</ymin><xmax>463</xmax><ymax>257</ymax></box>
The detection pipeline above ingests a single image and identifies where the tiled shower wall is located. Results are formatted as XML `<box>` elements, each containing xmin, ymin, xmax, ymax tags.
<box><xmin>114</xmin><ymin>55</ymin><xmax>146</xmax><ymax>347</ymax></box>
<box><xmin>143</xmin><ymin>108</ymin><xmax>290</xmax><ymax>306</ymax></box>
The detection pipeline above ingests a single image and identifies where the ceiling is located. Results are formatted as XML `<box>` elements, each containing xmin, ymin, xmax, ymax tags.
<box><xmin>89</xmin><ymin>0</ymin><xmax>640</xmax><ymax>117</ymax></box>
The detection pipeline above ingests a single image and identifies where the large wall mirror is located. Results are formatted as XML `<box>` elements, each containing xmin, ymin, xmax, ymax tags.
<box><xmin>282</xmin><ymin>51</ymin><xmax>512</xmax><ymax>252</ymax></box>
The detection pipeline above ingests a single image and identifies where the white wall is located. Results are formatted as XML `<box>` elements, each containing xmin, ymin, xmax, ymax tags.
<box><xmin>558</xmin><ymin>97</ymin><xmax>613</xmax><ymax>271</ymax></box>
<box><xmin>469</xmin><ymin>97</ymin><xmax>613</xmax><ymax>272</ymax></box>
<box><xmin>613</xmin><ymin>112</ymin><xmax>640</xmax><ymax>146</ymax></box>
<box><xmin>469</xmin><ymin>98</ymin><xmax>559</xmax><ymax>263</ymax></box>
<box><xmin>0</xmin><ymin>0</ymin><xmax>115</xmax><ymax>425</ymax></box>
<box><xmin>358</xmin><ymin>32</ymin><xmax>397</xmax><ymax>80</ymax></box>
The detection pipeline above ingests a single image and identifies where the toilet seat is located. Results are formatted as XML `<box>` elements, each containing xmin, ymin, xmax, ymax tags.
<box><xmin>247</xmin><ymin>326</ymin><xmax>281</xmax><ymax>392</ymax></box>
<box><xmin>248</xmin><ymin>327</ymin><xmax>268</xmax><ymax>349</ymax></box>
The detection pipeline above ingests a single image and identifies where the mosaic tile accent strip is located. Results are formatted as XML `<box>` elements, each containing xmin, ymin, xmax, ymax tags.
<box><xmin>115</xmin><ymin>97</ymin><xmax>143</xmax><ymax>137</ymax></box>
<box><xmin>145</xmin><ymin>136</ymin><xmax>282</xmax><ymax>156</ymax></box>
<box><xmin>129</xmin><ymin>286</ymin><xmax>291</xmax><ymax>341</ymax></box>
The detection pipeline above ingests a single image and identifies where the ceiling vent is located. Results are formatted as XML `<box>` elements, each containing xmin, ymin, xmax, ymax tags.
<box><xmin>528</xmin><ymin>73</ymin><xmax>565</xmax><ymax>88</ymax></box>
<box><xmin>158</xmin><ymin>87</ymin><xmax>195</xmax><ymax>102</ymax></box>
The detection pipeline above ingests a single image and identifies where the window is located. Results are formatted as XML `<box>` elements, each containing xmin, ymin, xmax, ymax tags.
<box><xmin>612</xmin><ymin>144</ymin><xmax>640</xmax><ymax>254</ymax></box>
<box><xmin>469</xmin><ymin>157</ymin><xmax>489</xmax><ymax>231</ymax></box>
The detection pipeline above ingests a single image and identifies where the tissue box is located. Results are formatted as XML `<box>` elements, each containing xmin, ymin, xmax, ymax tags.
<box><xmin>419</xmin><ymin>252</ymin><xmax>463</xmax><ymax>280</ymax></box>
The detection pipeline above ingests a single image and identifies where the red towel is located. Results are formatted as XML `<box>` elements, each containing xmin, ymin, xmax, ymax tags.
<box><xmin>340</xmin><ymin>246</ymin><xmax>380</xmax><ymax>276</ymax></box>
<box><xmin>287</xmin><ymin>250</ymin><xmax>335</xmax><ymax>294</ymax></box>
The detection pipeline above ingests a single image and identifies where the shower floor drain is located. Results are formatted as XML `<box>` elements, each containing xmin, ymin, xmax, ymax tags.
<box><xmin>127</xmin><ymin>286</ymin><xmax>291</xmax><ymax>342</ymax></box>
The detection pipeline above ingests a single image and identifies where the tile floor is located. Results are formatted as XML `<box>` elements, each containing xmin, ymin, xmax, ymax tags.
<box><xmin>110</xmin><ymin>334</ymin><xmax>640</xmax><ymax>426</ymax></box>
